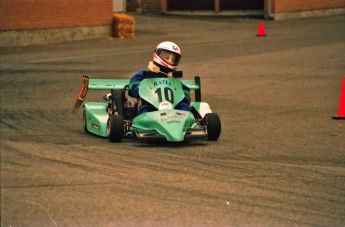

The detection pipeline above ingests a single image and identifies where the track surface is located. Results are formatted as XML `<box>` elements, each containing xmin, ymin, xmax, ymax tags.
<box><xmin>1</xmin><ymin>15</ymin><xmax>345</xmax><ymax>226</ymax></box>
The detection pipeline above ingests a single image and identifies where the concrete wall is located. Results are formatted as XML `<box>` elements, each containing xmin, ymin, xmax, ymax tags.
<box><xmin>0</xmin><ymin>0</ymin><xmax>113</xmax><ymax>47</ymax></box>
<box><xmin>0</xmin><ymin>26</ymin><xmax>112</xmax><ymax>47</ymax></box>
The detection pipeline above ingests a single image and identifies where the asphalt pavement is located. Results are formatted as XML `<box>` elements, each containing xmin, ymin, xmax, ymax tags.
<box><xmin>1</xmin><ymin>14</ymin><xmax>345</xmax><ymax>226</ymax></box>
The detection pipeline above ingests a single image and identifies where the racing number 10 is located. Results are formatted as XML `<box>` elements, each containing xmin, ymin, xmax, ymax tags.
<box><xmin>155</xmin><ymin>87</ymin><xmax>174</xmax><ymax>103</ymax></box>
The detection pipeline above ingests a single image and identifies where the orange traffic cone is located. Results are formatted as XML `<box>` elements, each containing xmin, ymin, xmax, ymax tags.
<box><xmin>257</xmin><ymin>21</ymin><xmax>266</xmax><ymax>37</ymax></box>
<box><xmin>333</xmin><ymin>75</ymin><xmax>345</xmax><ymax>120</ymax></box>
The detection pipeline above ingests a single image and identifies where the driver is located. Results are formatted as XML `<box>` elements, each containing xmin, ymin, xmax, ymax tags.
<box><xmin>128</xmin><ymin>41</ymin><xmax>191</xmax><ymax>114</ymax></box>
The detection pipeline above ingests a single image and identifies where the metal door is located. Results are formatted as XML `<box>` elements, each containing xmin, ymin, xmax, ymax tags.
<box><xmin>167</xmin><ymin>0</ymin><xmax>264</xmax><ymax>11</ymax></box>
<box><xmin>220</xmin><ymin>0</ymin><xmax>263</xmax><ymax>10</ymax></box>
<box><xmin>167</xmin><ymin>0</ymin><xmax>214</xmax><ymax>11</ymax></box>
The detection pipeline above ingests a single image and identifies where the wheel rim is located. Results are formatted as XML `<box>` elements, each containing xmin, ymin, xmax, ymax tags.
<box><xmin>106</xmin><ymin>119</ymin><xmax>111</xmax><ymax>136</ymax></box>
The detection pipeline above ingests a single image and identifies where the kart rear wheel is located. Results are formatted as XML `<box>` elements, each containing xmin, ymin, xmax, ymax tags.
<box><xmin>107</xmin><ymin>115</ymin><xmax>124</xmax><ymax>142</ymax></box>
<box><xmin>204</xmin><ymin>113</ymin><xmax>221</xmax><ymax>141</ymax></box>
<box><xmin>83</xmin><ymin>110</ymin><xmax>87</xmax><ymax>132</ymax></box>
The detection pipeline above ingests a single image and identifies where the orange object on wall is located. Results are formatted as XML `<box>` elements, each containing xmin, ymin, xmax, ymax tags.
<box><xmin>113</xmin><ymin>14</ymin><xmax>135</xmax><ymax>39</ymax></box>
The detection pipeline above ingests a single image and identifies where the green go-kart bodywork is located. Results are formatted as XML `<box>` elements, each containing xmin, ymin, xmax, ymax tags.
<box><xmin>73</xmin><ymin>74</ymin><xmax>221</xmax><ymax>142</ymax></box>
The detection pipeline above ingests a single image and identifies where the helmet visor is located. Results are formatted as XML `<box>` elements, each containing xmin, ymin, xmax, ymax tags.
<box><xmin>157</xmin><ymin>49</ymin><xmax>181</xmax><ymax>66</ymax></box>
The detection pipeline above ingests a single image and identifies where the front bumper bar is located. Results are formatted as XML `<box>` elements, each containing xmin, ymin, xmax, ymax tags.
<box><xmin>134</xmin><ymin>128</ymin><xmax>206</xmax><ymax>142</ymax></box>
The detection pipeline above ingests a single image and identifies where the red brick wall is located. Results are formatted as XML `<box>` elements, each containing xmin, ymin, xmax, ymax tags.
<box><xmin>0</xmin><ymin>0</ymin><xmax>113</xmax><ymax>31</ymax></box>
<box><xmin>272</xmin><ymin>0</ymin><xmax>345</xmax><ymax>13</ymax></box>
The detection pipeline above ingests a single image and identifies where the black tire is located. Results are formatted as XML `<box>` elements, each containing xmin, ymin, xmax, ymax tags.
<box><xmin>83</xmin><ymin>110</ymin><xmax>88</xmax><ymax>132</ymax></box>
<box><xmin>204</xmin><ymin>113</ymin><xmax>221</xmax><ymax>141</ymax></box>
<box><xmin>107</xmin><ymin>115</ymin><xmax>124</xmax><ymax>142</ymax></box>
<box><xmin>111</xmin><ymin>89</ymin><xmax>124</xmax><ymax>116</ymax></box>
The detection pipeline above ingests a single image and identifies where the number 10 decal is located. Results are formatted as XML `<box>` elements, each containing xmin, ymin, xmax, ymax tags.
<box><xmin>155</xmin><ymin>87</ymin><xmax>174</xmax><ymax>103</ymax></box>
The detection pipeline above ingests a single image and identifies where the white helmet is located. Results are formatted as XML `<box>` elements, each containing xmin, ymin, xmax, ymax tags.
<box><xmin>152</xmin><ymin>41</ymin><xmax>181</xmax><ymax>71</ymax></box>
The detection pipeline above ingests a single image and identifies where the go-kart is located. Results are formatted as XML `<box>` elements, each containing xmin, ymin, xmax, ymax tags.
<box><xmin>73</xmin><ymin>72</ymin><xmax>221</xmax><ymax>142</ymax></box>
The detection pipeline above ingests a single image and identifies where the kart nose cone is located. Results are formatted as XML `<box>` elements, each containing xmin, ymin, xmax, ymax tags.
<box><xmin>132</xmin><ymin>109</ymin><xmax>195</xmax><ymax>142</ymax></box>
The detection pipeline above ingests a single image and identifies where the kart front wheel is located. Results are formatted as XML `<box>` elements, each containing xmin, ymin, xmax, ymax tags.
<box><xmin>107</xmin><ymin>115</ymin><xmax>124</xmax><ymax>142</ymax></box>
<box><xmin>204</xmin><ymin>113</ymin><xmax>221</xmax><ymax>141</ymax></box>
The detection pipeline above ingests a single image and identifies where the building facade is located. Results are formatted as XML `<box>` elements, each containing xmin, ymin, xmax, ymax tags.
<box><xmin>128</xmin><ymin>0</ymin><xmax>345</xmax><ymax>19</ymax></box>
<box><xmin>1</xmin><ymin>0</ymin><xmax>344</xmax><ymax>47</ymax></box>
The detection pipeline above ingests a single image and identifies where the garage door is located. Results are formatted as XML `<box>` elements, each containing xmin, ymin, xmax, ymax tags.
<box><xmin>167</xmin><ymin>0</ymin><xmax>263</xmax><ymax>11</ymax></box>
<box><xmin>220</xmin><ymin>0</ymin><xmax>263</xmax><ymax>10</ymax></box>
<box><xmin>167</xmin><ymin>0</ymin><xmax>213</xmax><ymax>11</ymax></box>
